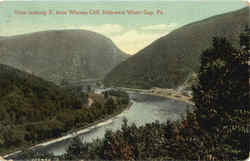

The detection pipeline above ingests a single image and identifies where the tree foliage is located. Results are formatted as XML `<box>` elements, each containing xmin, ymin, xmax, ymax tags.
<box><xmin>192</xmin><ymin>32</ymin><xmax>249</xmax><ymax>159</ymax></box>
<box><xmin>0</xmin><ymin>64</ymin><xmax>129</xmax><ymax>155</ymax></box>
<box><xmin>8</xmin><ymin>32</ymin><xmax>249</xmax><ymax>161</ymax></box>
<box><xmin>59</xmin><ymin>33</ymin><xmax>248</xmax><ymax>161</ymax></box>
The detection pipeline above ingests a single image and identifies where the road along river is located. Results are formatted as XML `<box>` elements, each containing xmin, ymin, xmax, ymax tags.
<box><xmin>38</xmin><ymin>93</ymin><xmax>193</xmax><ymax>156</ymax></box>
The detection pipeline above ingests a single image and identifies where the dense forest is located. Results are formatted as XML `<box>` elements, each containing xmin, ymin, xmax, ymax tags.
<box><xmin>14</xmin><ymin>29</ymin><xmax>249</xmax><ymax>160</ymax></box>
<box><xmin>0</xmin><ymin>65</ymin><xmax>129</xmax><ymax>155</ymax></box>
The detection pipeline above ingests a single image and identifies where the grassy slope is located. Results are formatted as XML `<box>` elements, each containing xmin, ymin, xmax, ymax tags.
<box><xmin>104</xmin><ymin>7</ymin><xmax>249</xmax><ymax>89</ymax></box>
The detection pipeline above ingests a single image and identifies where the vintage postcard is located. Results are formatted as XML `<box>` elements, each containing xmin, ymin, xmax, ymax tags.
<box><xmin>0</xmin><ymin>0</ymin><xmax>249</xmax><ymax>160</ymax></box>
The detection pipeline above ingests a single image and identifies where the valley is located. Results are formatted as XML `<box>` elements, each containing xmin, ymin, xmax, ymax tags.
<box><xmin>0</xmin><ymin>4</ymin><xmax>249</xmax><ymax>160</ymax></box>
<box><xmin>4</xmin><ymin>91</ymin><xmax>192</xmax><ymax>159</ymax></box>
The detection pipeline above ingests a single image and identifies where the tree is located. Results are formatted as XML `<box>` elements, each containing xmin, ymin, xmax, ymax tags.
<box><xmin>104</xmin><ymin>97</ymin><xmax>116</xmax><ymax>114</ymax></box>
<box><xmin>60</xmin><ymin>79</ymin><xmax>69</xmax><ymax>86</ymax></box>
<box><xmin>87</xmin><ymin>85</ymin><xmax>92</xmax><ymax>93</ymax></box>
<box><xmin>192</xmin><ymin>36</ymin><xmax>249</xmax><ymax>159</ymax></box>
<box><xmin>240</xmin><ymin>25</ymin><xmax>250</xmax><ymax>50</ymax></box>
<box><xmin>66</xmin><ymin>137</ymin><xmax>84</xmax><ymax>159</ymax></box>
<box><xmin>104</xmin><ymin>91</ymin><xmax>109</xmax><ymax>99</ymax></box>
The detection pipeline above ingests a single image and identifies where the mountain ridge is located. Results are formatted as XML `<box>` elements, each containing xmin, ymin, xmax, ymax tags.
<box><xmin>0</xmin><ymin>30</ymin><xmax>129</xmax><ymax>84</ymax></box>
<box><xmin>104</xmin><ymin>7</ymin><xmax>249</xmax><ymax>89</ymax></box>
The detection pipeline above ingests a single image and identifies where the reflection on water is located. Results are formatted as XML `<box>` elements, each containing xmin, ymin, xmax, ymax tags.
<box><xmin>43</xmin><ymin>93</ymin><xmax>193</xmax><ymax>156</ymax></box>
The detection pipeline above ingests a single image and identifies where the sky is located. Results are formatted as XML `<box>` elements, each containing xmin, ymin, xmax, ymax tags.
<box><xmin>0</xmin><ymin>1</ymin><xmax>248</xmax><ymax>54</ymax></box>
<box><xmin>0</xmin><ymin>0</ymin><xmax>248</xmax><ymax>1</ymax></box>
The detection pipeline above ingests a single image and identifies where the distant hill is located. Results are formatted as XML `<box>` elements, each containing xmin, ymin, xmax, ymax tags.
<box><xmin>104</xmin><ymin>7</ymin><xmax>249</xmax><ymax>89</ymax></box>
<box><xmin>0</xmin><ymin>30</ymin><xmax>129</xmax><ymax>84</ymax></box>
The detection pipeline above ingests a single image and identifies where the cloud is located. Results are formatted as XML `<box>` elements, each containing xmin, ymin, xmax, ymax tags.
<box><xmin>0</xmin><ymin>24</ymin><xmax>124</xmax><ymax>36</ymax></box>
<box><xmin>0</xmin><ymin>23</ymin><xmax>177</xmax><ymax>55</ymax></box>
<box><xmin>78</xmin><ymin>24</ymin><xmax>124</xmax><ymax>35</ymax></box>
<box><xmin>110</xmin><ymin>24</ymin><xmax>178</xmax><ymax>54</ymax></box>
<box><xmin>62</xmin><ymin>24</ymin><xmax>178</xmax><ymax>54</ymax></box>
<box><xmin>141</xmin><ymin>23</ymin><xmax>178</xmax><ymax>30</ymax></box>
<box><xmin>111</xmin><ymin>29</ymin><xmax>169</xmax><ymax>54</ymax></box>
<box><xmin>240</xmin><ymin>0</ymin><xmax>249</xmax><ymax>6</ymax></box>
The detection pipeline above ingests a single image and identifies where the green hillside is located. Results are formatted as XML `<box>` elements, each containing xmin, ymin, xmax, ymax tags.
<box><xmin>0</xmin><ymin>64</ymin><xmax>129</xmax><ymax>155</ymax></box>
<box><xmin>104</xmin><ymin>7</ymin><xmax>249</xmax><ymax>89</ymax></box>
<box><xmin>0</xmin><ymin>63</ymin><xmax>87</xmax><ymax>124</ymax></box>
<box><xmin>19</xmin><ymin>28</ymin><xmax>249</xmax><ymax>161</ymax></box>
<box><xmin>0</xmin><ymin>30</ymin><xmax>129</xmax><ymax>84</ymax></box>
<box><xmin>0</xmin><ymin>64</ymin><xmax>88</xmax><ymax>153</ymax></box>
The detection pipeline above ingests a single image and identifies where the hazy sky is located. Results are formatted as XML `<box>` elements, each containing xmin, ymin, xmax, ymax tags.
<box><xmin>0</xmin><ymin>1</ymin><xmax>248</xmax><ymax>54</ymax></box>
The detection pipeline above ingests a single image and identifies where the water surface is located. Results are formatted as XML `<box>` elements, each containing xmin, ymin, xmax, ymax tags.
<box><xmin>43</xmin><ymin>93</ymin><xmax>193</xmax><ymax>155</ymax></box>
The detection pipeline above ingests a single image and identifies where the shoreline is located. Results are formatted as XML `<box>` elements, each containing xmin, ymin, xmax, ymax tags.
<box><xmin>3</xmin><ymin>101</ymin><xmax>133</xmax><ymax>159</ymax></box>
<box><xmin>3</xmin><ymin>88</ymin><xmax>193</xmax><ymax>159</ymax></box>
<box><xmin>144</xmin><ymin>92</ymin><xmax>194</xmax><ymax>105</ymax></box>
<box><xmin>139</xmin><ymin>92</ymin><xmax>194</xmax><ymax>105</ymax></box>
<box><xmin>118</xmin><ymin>87</ymin><xmax>194</xmax><ymax>105</ymax></box>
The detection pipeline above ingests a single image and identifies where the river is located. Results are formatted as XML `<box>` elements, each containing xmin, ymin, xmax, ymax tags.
<box><xmin>39</xmin><ymin>93</ymin><xmax>193</xmax><ymax>156</ymax></box>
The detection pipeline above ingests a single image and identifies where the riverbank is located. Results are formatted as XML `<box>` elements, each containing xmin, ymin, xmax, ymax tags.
<box><xmin>4</xmin><ymin>90</ymin><xmax>194</xmax><ymax>159</ymax></box>
<box><xmin>146</xmin><ymin>87</ymin><xmax>194</xmax><ymax>105</ymax></box>
<box><xmin>3</xmin><ymin>87</ymin><xmax>191</xmax><ymax>159</ymax></box>
<box><xmin>3</xmin><ymin>100</ymin><xmax>133</xmax><ymax>159</ymax></box>
<box><xmin>118</xmin><ymin>87</ymin><xmax>194</xmax><ymax>105</ymax></box>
